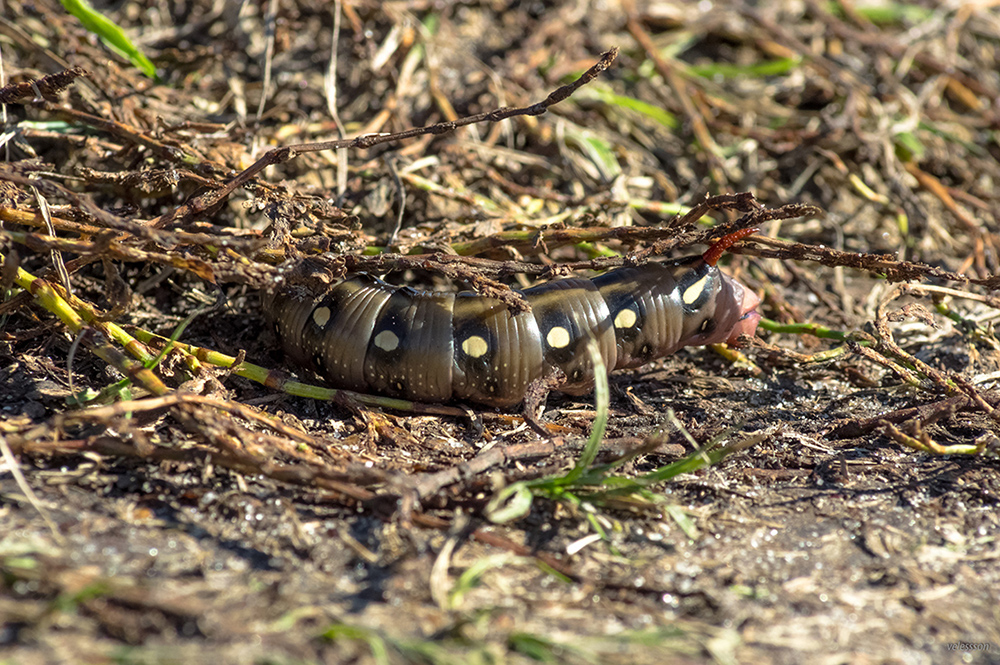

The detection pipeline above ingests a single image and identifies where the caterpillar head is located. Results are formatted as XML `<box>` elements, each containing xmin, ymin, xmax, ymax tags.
<box><xmin>676</xmin><ymin>229</ymin><xmax>761</xmax><ymax>347</ymax></box>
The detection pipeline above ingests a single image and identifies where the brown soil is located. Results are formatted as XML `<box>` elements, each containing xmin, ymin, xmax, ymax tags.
<box><xmin>1</xmin><ymin>1</ymin><xmax>999</xmax><ymax>663</ymax></box>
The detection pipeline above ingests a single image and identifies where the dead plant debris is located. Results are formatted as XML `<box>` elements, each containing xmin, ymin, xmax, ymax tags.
<box><xmin>1</xmin><ymin>1</ymin><xmax>999</xmax><ymax>663</ymax></box>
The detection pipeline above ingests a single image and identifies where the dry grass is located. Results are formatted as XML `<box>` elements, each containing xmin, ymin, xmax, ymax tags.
<box><xmin>2</xmin><ymin>1</ymin><xmax>999</xmax><ymax>663</ymax></box>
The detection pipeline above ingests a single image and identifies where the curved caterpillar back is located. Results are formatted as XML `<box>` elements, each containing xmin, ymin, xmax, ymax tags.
<box><xmin>262</xmin><ymin>235</ymin><xmax>761</xmax><ymax>407</ymax></box>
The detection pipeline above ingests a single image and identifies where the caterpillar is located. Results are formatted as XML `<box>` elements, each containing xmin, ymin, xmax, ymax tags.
<box><xmin>261</xmin><ymin>229</ymin><xmax>761</xmax><ymax>408</ymax></box>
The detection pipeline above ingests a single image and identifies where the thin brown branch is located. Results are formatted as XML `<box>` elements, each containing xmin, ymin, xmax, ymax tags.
<box><xmin>150</xmin><ymin>48</ymin><xmax>619</xmax><ymax>228</ymax></box>
<box><xmin>0</xmin><ymin>66</ymin><xmax>87</xmax><ymax>103</ymax></box>
<box><xmin>734</xmin><ymin>236</ymin><xmax>1000</xmax><ymax>288</ymax></box>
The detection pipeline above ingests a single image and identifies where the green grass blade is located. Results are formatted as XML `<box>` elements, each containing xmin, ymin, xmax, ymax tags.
<box><xmin>564</xmin><ymin>337</ymin><xmax>609</xmax><ymax>483</ymax></box>
<box><xmin>588</xmin><ymin>87</ymin><xmax>679</xmax><ymax>129</ymax></box>
<box><xmin>689</xmin><ymin>57</ymin><xmax>800</xmax><ymax>80</ymax></box>
<box><xmin>665</xmin><ymin>504</ymin><xmax>698</xmax><ymax>540</ymax></box>
<box><xmin>146</xmin><ymin>307</ymin><xmax>204</xmax><ymax>370</ymax></box>
<box><xmin>484</xmin><ymin>482</ymin><xmax>534</xmax><ymax>524</ymax></box>
<box><xmin>637</xmin><ymin>443</ymin><xmax>726</xmax><ymax>485</ymax></box>
<box><xmin>637</xmin><ymin>429</ymin><xmax>767</xmax><ymax>486</ymax></box>
<box><xmin>320</xmin><ymin>624</ymin><xmax>391</xmax><ymax>665</ymax></box>
<box><xmin>826</xmin><ymin>1</ymin><xmax>934</xmax><ymax>25</ymax></box>
<box><xmin>60</xmin><ymin>0</ymin><xmax>157</xmax><ymax>79</ymax></box>
<box><xmin>448</xmin><ymin>554</ymin><xmax>526</xmax><ymax>608</ymax></box>
<box><xmin>560</xmin><ymin>124</ymin><xmax>621</xmax><ymax>181</ymax></box>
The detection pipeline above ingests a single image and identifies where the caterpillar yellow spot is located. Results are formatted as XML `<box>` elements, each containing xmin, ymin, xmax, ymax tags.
<box><xmin>614</xmin><ymin>308</ymin><xmax>637</xmax><ymax>329</ymax></box>
<box><xmin>312</xmin><ymin>306</ymin><xmax>331</xmax><ymax>327</ymax></box>
<box><xmin>374</xmin><ymin>330</ymin><xmax>399</xmax><ymax>351</ymax></box>
<box><xmin>546</xmin><ymin>326</ymin><xmax>571</xmax><ymax>349</ymax></box>
<box><xmin>461</xmin><ymin>335</ymin><xmax>489</xmax><ymax>358</ymax></box>
<box><xmin>682</xmin><ymin>275</ymin><xmax>709</xmax><ymax>305</ymax></box>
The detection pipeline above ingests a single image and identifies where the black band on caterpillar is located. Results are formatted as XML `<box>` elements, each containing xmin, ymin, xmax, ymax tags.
<box><xmin>262</xmin><ymin>231</ymin><xmax>761</xmax><ymax>407</ymax></box>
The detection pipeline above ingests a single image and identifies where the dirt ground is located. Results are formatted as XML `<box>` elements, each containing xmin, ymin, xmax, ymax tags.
<box><xmin>2</xmin><ymin>1</ymin><xmax>1000</xmax><ymax>663</ymax></box>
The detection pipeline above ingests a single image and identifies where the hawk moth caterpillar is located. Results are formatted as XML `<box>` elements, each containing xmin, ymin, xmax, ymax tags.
<box><xmin>262</xmin><ymin>229</ymin><xmax>761</xmax><ymax>407</ymax></box>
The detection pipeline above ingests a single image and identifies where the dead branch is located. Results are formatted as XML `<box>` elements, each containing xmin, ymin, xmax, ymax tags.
<box><xmin>150</xmin><ymin>47</ymin><xmax>620</xmax><ymax>228</ymax></box>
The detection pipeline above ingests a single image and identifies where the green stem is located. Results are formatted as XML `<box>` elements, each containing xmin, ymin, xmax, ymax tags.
<box><xmin>757</xmin><ymin>318</ymin><xmax>849</xmax><ymax>341</ymax></box>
